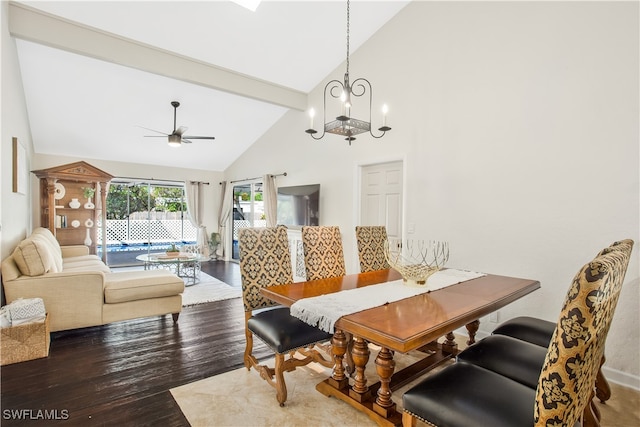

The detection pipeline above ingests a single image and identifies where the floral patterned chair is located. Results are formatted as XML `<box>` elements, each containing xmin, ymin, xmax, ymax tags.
<box><xmin>401</xmin><ymin>239</ymin><xmax>633</xmax><ymax>427</ymax></box>
<box><xmin>355</xmin><ymin>226</ymin><xmax>390</xmax><ymax>273</ymax></box>
<box><xmin>238</xmin><ymin>226</ymin><xmax>333</xmax><ymax>406</ymax></box>
<box><xmin>301</xmin><ymin>226</ymin><xmax>346</xmax><ymax>281</ymax></box>
<box><xmin>487</xmin><ymin>239</ymin><xmax>634</xmax><ymax>408</ymax></box>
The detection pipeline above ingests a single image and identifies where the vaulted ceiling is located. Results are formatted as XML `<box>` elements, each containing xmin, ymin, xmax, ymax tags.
<box><xmin>10</xmin><ymin>1</ymin><xmax>409</xmax><ymax>171</ymax></box>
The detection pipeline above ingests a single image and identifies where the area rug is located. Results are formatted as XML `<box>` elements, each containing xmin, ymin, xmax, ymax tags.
<box><xmin>110</xmin><ymin>266</ymin><xmax>241</xmax><ymax>306</ymax></box>
<box><xmin>171</xmin><ymin>347</ymin><xmax>437</xmax><ymax>427</ymax></box>
<box><xmin>171</xmin><ymin>348</ymin><xmax>636</xmax><ymax>427</ymax></box>
<box><xmin>181</xmin><ymin>273</ymin><xmax>242</xmax><ymax>307</ymax></box>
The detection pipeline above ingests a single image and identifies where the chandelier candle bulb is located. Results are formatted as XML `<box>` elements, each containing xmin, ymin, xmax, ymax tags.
<box><xmin>309</xmin><ymin>108</ymin><xmax>315</xmax><ymax>129</ymax></box>
<box><xmin>382</xmin><ymin>104</ymin><xmax>388</xmax><ymax>127</ymax></box>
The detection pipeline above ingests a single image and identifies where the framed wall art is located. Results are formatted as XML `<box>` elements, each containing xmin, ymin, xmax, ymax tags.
<box><xmin>12</xmin><ymin>137</ymin><xmax>27</xmax><ymax>194</ymax></box>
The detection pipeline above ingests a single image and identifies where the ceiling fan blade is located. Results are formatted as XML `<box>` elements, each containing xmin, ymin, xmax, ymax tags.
<box><xmin>182</xmin><ymin>135</ymin><xmax>216</xmax><ymax>140</ymax></box>
<box><xmin>182</xmin><ymin>139</ymin><xmax>193</xmax><ymax>144</ymax></box>
<box><xmin>175</xmin><ymin>126</ymin><xmax>188</xmax><ymax>136</ymax></box>
<box><xmin>137</xmin><ymin>125</ymin><xmax>169</xmax><ymax>136</ymax></box>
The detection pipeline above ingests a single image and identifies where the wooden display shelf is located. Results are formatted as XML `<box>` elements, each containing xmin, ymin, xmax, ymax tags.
<box><xmin>32</xmin><ymin>161</ymin><xmax>112</xmax><ymax>261</ymax></box>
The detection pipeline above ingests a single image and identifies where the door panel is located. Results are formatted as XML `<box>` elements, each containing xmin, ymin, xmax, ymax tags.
<box><xmin>360</xmin><ymin>161</ymin><xmax>403</xmax><ymax>240</ymax></box>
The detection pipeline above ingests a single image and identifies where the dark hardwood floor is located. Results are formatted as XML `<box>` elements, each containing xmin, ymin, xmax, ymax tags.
<box><xmin>0</xmin><ymin>261</ymin><xmax>268</xmax><ymax>426</ymax></box>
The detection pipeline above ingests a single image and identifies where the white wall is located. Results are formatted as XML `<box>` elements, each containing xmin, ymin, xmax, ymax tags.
<box><xmin>31</xmin><ymin>153</ymin><xmax>224</xmax><ymax>243</ymax></box>
<box><xmin>1</xmin><ymin>1</ymin><xmax>34</xmax><ymax>260</ymax></box>
<box><xmin>226</xmin><ymin>2</ymin><xmax>639</xmax><ymax>385</ymax></box>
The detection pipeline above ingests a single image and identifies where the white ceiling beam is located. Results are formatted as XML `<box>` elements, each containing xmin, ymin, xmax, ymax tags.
<box><xmin>8</xmin><ymin>2</ymin><xmax>307</xmax><ymax>111</ymax></box>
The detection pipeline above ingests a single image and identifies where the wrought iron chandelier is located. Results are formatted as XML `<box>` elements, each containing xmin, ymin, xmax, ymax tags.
<box><xmin>305</xmin><ymin>0</ymin><xmax>391</xmax><ymax>144</ymax></box>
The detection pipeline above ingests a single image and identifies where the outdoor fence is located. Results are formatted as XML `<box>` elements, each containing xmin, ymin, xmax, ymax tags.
<box><xmin>97</xmin><ymin>219</ymin><xmax>197</xmax><ymax>246</ymax></box>
<box><xmin>96</xmin><ymin>218</ymin><xmax>268</xmax><ymax>249</ymax></box>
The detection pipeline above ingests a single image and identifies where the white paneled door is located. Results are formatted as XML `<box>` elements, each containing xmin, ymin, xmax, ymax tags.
<box><xmin>359</xmin><ymin>161</ymin><xmax>403</xmax><ymax>239</ymax></box>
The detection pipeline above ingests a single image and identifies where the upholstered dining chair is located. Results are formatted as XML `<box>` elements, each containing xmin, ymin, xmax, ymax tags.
<box><xmin>301</xmin><ymin>226</ymin><xmax>346</xmax><ymax>281</ymax></box>
<box><xmin>401</xmin><ymin>239</ymin><xmax>633</xmax><ymax>427</ymax></box>
<box><xmin>300</xmin><ymin>226</ymin><xmax>352</xmax><ymax>370</ymax></box>
<box><xmin>489</xmin><ymin>239</ymin><xmax>634</xmax><ymax>405</ymax></box>
<box><xmin>238</xmin><ymin>226</ymin><xmax>333</xmax><ymax>406</ymax></box>
<box><xmin>355</xmin><ymin>226</ymin><xmax>390</xmax><ymax>273</ymax></box>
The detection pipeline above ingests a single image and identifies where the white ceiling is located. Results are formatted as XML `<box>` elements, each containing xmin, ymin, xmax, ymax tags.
<box><xmin>12</xmin><ymin>1</ymin><xmax>410</xmax><ymax>171</ymax></box>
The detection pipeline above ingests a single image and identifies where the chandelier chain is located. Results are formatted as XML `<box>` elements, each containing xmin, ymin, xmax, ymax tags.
<box><xmin>346</xmin><ymin>0</ymin><xmax>350</xmax><ymax>75</ymax></box>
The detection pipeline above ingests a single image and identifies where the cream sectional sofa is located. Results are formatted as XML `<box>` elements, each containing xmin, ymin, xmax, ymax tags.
<box><xmin>1</xmin><ymin>228</ymin><xmax>184</xmax><ymax>332</ymax></box>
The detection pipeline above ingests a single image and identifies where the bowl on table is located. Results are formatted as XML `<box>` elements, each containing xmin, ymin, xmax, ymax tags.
<box><xmin>384</xmin><ymin>239</ymin><xmax>449</xmax><ymax>287</ymax></box>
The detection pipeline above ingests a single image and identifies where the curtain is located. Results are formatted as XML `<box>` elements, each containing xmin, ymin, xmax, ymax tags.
<box><xmin>185</xmin><ymin>181</ymin><xmax>210</xmax><ymax>257</ymax></box>
<box><xmin>263</xmin><ymin>174</ymin><xmax>278</xmax><ymax>227</ymax></box>
<box><xmin>218</xmin><ymin>181</ymin><xmax>233</xmax><ymax>259</ymax></box>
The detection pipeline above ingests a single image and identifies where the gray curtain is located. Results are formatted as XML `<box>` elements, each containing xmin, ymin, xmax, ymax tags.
<box><xmin>263</xmin><ymin>174</ymin><xmax>278</xmax><ymax>227</ymax></box>
<box><xmin>218</xmin><ymin>181</ymin><xmax>233</xmax><ymax>259</ymax></box>
<box><xmin>185</xmin><ymin>181</ymin><xmax>210</xmax><ymax>257</ymax></box>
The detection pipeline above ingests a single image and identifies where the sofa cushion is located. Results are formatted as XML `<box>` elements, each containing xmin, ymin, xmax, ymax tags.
<box><xmin>104</xmin><ymin>270</ymin><xmax>184</xmax><ymax>304</ymax></box>
<box><xmin>62</xmin><ymin>256</ymin><xmax>105</xmax><ymax>268</ymax></box>
<box><xmin>31</xmin><ymin>227</ymin><xmax>63</xmax><ymax>270</ymax></box>
<box><xmin>31</xmin><ymin>234</ymin><xmax>63</xmax><ymax>272</ymax></box>
<box><xmin>64</xmin><ymin>262</ymin><xmax>111</xmax><ymax>274</ymax></box>
<box><xmin>63</xmin><ymin>254</ymin><xmax>102</xmax><ymax>265</ymax></box>
<box><xmin>12</xmin><ymin>238</ymin><xmax>57</xmax><ymax>277</ymax></box>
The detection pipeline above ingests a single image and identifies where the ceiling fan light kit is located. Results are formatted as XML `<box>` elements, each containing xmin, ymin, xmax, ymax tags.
<box><xmin>142</xmin><ymin>101</ymin><xmax>216</xmax><ymax>147</ymax></box>
<box><xmin>305</xmin><ymin>0</ymin><xmax>391</xmax><ymax>145</ymax></box>
<box><xmin>167</xmin><ymin>134</ymin><xmax>181</xmax><ymax>147</ymax></box>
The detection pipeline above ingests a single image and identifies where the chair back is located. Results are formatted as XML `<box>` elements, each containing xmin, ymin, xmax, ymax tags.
<box><xmin>355</xmin><ymin>226</ymin><xmax>390</xmax><ymax>273</ymax></box>
<box><xmin>534</xmin><ymin>239</ymin><xmax>633</xmax><ymax>426</ymax></box>
<box><xmin>301</xmin><ymin>226</ymin><xmax>346</xmax><ymax>281</ymax></box>
<box><xmin>238</xmin><ymin>226</ymin><xmax>294</xmax><ymax>312</ymax></box>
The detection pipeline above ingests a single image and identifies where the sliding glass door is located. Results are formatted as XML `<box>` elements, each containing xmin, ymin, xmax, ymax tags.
<box><xmin>103</xmin><ymin>179</ymin><xmax>197</xmax><ymax>266</ymax></box>
<box><xmin>231</xmin><ymin>181</ymin><xmax>264</xmax><ymax>261</ymax></box>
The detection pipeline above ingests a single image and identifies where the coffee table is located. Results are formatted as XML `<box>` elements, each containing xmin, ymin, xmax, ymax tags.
<box><xmin>136</xmin><ymin>253</ymin><xmax>209</xmax><ymax>286</ymax></box>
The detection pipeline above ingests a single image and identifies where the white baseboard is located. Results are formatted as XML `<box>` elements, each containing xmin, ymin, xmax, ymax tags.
<box><xmin>602</xmin><ymin>366</ymin><xmax>640</xmax><ymax>391</ymax></box>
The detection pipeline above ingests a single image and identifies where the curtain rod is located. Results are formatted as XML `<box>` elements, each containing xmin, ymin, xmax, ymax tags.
<box><xmin>220</xmin><ymin>172</ymin><xmax>287</xmax><ymax>185</ymax></box>
<box><xmin>110</xmin><ymin>176</ymin><xmax>209</xmax><ymax>185</ymax></box>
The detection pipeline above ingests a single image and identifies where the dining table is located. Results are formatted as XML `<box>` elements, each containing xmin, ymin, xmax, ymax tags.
<box><xmin>261</xmin><ymin>268</ymin><xmax>540</xmax><ymax>427</ymax></box>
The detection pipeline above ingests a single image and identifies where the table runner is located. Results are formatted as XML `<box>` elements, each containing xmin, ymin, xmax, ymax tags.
<box><xmin>290</xmin><ymin>269</ymin><xmax>486</xmax><ymax>333</ymax></box>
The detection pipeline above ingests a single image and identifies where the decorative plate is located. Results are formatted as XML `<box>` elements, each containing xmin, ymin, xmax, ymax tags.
<box><xmin>71</xmin><ymin>220</ymin><xmax>80</xmax><ymax>228</ymax></box>
<box><xmin>54</xmin><ymin>183</ymin><xmax>66</xmax><ymax>200</ymax></box>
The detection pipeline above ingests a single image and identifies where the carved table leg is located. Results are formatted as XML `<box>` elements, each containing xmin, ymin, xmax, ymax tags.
<box><xmin>349</xmin><ymin>336</ymin><xmax>371</xmax><ymax>402</ymax></box>
<box><xmin>441</xmin><ymin>331</ymin><xmax>459</xmax><ymax>354</ymax></box>
<box><xmin>373</xmin><ymin>347</ymin><xmax>397</xmax><ymax>418</ymax></box>
<box><xmin>328</xmin><ymin>329</ymin><xmax>349</xmax><ymax>390</ymax></box>
<box><xmin>345</xmin><ymin>332</ymin><xmax>355</xmax><ymax>376</ymax></box>
<box><xmin>465</xmin><ymin>320</ymin><xmax>480</xmax><ymax>345</ymax></box>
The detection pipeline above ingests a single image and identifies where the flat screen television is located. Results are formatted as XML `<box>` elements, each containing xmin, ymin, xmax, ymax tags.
<box><xmin>277</xmin><ymin>184</ymin><xmax>320</xmax><ymax>228</ymax></box>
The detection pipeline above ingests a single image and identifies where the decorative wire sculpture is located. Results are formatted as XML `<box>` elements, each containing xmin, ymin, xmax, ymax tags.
<box><xmin>384</xmin><ymin>239</ymin><xmax>449</xmax><ymax>287</ymax></box>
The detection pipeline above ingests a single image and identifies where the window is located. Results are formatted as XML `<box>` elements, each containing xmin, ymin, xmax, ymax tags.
<box><xmin>102</xmin><ymin>179</ymin><xmax>196</xmax><ymax>266</ymax></box>
<box><xmin>231</xmin><ymin>181</ymin><xmax>264</xmax><ymax>261</ymax></box>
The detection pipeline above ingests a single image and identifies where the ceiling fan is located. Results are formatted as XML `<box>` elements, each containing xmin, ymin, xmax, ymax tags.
<box><xmin>141</xmin><ymin>101</ymin><xmax>215</xmax><ymax>147</ymax></box>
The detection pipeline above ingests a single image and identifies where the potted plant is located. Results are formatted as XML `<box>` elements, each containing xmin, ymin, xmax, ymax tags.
<box><xmin>165</xmin><ymin>243</ymin><xmax>180</xmax><ymax>257</ymax></box>
<box><xmin>208</xmin><ymin>232</ymin><xmax>221</xmax><ymax>258</ymax></box>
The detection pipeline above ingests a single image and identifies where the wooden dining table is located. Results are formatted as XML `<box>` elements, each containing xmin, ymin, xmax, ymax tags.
<box><xmin>261</xmin><ymin>268</ymin><xmax>540</xmax><ymax>427</ymax></box>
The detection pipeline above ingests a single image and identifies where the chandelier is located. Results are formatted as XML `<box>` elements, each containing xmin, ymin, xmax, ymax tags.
<box><xmin>305</xmin><ymin>0</ymin><xmax>391</xmax><ymax>144</ymax></box>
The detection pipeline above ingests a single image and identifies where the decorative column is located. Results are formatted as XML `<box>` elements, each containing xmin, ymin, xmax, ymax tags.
<box><xmin>45</xmin><ymin>177</ymin><xmax>58</xmax><ymax>233</ymax></box>
<box><xmin>99</xmin><ymin>181</ymin><xmax>108</xmax><ymax>263</ymax></box>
